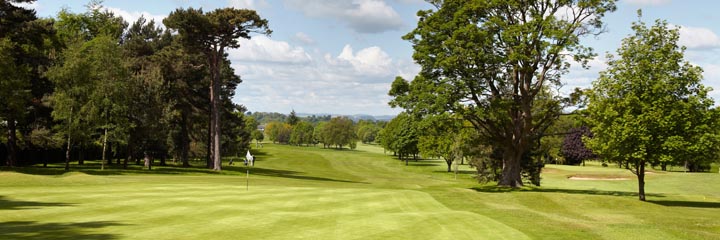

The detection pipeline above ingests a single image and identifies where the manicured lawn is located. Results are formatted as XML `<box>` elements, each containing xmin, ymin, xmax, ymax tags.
<box><xmin>1</xmin><ymin>143</ymin><xmax>718</xmax><ymax>239</ymax></box>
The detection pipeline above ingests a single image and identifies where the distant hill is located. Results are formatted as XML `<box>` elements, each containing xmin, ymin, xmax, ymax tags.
<box><xmin>299</xmin><ymin>113</ymin><xmax>396</xmax><ymax>122</ymax></box>
<box><xmin>249</xmin><ymin>112</ymin><xmax>395</xmax><ymax>123</ymax></box>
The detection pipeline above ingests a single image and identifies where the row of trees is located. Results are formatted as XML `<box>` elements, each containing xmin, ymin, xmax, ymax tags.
<box><xmin>392</xmin><ymin>1</ymin><xmax>719</xmax><ymax>201</ymax></box>
<box><xmin>264</xmin><ymin>111</ymin><xmax>378</xmax><ymax>149</ymax></box>
<box><xmin>0</xmin><ymin>0</ymin><xmax>270</xmax><ymax>171</ymax></box>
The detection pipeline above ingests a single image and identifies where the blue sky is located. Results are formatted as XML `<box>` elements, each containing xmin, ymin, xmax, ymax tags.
<box><xmin>21</xmin><ymin>0</ymin><xmax>720</xmax><ymax>115</ymax></box>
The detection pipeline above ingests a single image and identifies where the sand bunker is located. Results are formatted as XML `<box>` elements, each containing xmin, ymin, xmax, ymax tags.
<box><xmin>568</xmin><ymin>175</ymin><xmax>630</xmax><ymax>181</ymax></box>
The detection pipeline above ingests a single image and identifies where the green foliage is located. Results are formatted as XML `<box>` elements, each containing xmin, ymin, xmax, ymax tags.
<box><xmin>379</xmin><ymin>113</ymin><xmax>418</xmax><ymax>160</ymax></box>
<box><xmin>319</xmin><ymin>117</ymin><xmax>356</xmax><ymax>149</ymax></box>
<box><xmin>251</xmin><ymin>129</ymin><xmax>264</xmax><ymax>143</ymax></box>
<box><xmin>416</xmin><ymin>113</ymin><xmax>472</xmax><ymax>172</ymax></box>
<box><xmin>356</xmin><ymin>120</ymin><xmax>381</xmax><ymax>144</ymax></box>
<box><xmin>289</xmin><ymin>121</ymin><xmax>314</xmax><ymax>146</ymax></box>
<box><xmin>265</xmin><ymin>121</ymin><xmax>292</xmax><ymax>144</ymax></box>
<box><xmin>586</xmin><ymin>15</ymin><xmax>720</xmax><ymax>200</ymax></box>
<box><xmin>394</xmin><ymin>0</ymin><xmax>616</xmax><ymax>187</ymax></box>
<box><xmin>286</xmin><ymin>110</ymin><xmax>299</xmax><ymax>126</ymax></box>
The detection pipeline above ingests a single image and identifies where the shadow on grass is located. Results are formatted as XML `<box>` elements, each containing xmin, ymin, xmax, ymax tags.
<box><xmin>649</xmin><ymin>200</ymin><xmax>720</xmax><ymax>209</ymax></box>
<box><xmin>0</xmin><ymin>221</ymin><xmax>128</xmax><ymax>240</ymax></box>
<box><xmin>433</xmin><ymin>170</ymin><xmax>476</xmax><ymax>174</ymax></box>
<box><xmin>409</xmin><ymin>163</ymin><xmax>441</xmax><ymax>167</ymax></box>
<box><xmin>224</xmin><ymin>165</ymin><xmax>366</xmax><ymax>184</ymax></box>
<box><xmin>0</xmin><ymin>196</ymin><xmax>76</xmax><ymax>210</ymax></box>
<box><xmin>471</xmin><ymin>185</ymin><xmax>665</xmax><ymax>198</ymax></box>
<box><xmin>2</xmin><ymin>164</ymin><xmax>224</xmax><ymax>176</ymax></box>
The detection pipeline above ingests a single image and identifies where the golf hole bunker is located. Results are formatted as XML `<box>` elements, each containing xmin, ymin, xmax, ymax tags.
<box><xmin>568</xmin><ymin>175</ymin><xmax>631</xmax><ymax>181</ymax></box>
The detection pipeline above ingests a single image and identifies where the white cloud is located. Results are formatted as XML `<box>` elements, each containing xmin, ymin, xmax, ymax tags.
<box><xmin>104</xmin><ymin>7</ymin><xmax>166</xmax><ymax>28</ymax></box>
<box><xmin>228</xmin><ymin>35</ymin><xmax>312</xmax><ymax>64</ymax></box>
<box><xmin>624</xmin><ymin>0</ymin><xmax>671</xmax><ymax>6</ymax></box>
<box><xmin>10</xmin><ymin>1</ymin><xmax>40</xmax><ymax>11</ymax></box>
<box><xmin>293</xmin><ymin>32</ymin><xmax>315</xmax><ymax>45</ymax></box>
<box><xmin>394</xmin><ymin>0</ymin><xmax>425</xmax><ymax>4</ymax></box>
<box><xmin>228</xmin><ymin>0</ymin><xmax>269</xmax><ymax>9</ymax></box>
<box><xmin>283</xmin><ymin>0</ymin><xmax>404</xmax><ymax>33</ymax></box>
<box><xmin>335</xmin><ymin>45</ymin><xmax>394</xmax><ymax>77</ymax></box>
<box><xmin>230</xmin><ymin>43</ymin><xmax>416</xmax><ymax>115</ymax></box>
<box><xmin>677</xmin><ymin>25</ymin><xmax>720</xmax><ymax>50</ymax></box>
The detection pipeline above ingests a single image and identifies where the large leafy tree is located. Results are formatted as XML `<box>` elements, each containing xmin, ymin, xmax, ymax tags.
<box><xmin>0</xmin><ymin>0</ymin><xmax>53</xmax><ymax>167</ymax></box>
<box><xmin>392</xmin><ymin>0</ymin><xmax>616</xmax><ymax>187</ymax></box>
<box><xmin>165</xmin><ymin>7</ymin><xmax>271</xmax><ymax>171</ymax></box>
<box><xmin>585</xmin><ymin>15</ymin><xmax>720</xmax><ymax>201</ymax></box>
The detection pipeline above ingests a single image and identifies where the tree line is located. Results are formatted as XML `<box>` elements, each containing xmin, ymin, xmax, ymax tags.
<box><xmin>262</xmin><ymin>110</ymin><xmax>385</xmax><ymax>150</ymax></box>
<box><xmin>0</xmin><ymin>0</ymin><xmax>270</xmax><ymax>171</ymax></box>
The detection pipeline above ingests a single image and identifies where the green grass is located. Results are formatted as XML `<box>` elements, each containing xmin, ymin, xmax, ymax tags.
<box><xmin>1</xmin><ymin>143</ymin><xmax>719</xmax><ymax>239</ymax></box>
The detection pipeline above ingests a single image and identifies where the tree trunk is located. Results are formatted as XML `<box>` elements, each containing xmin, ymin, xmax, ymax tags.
<box><xmin>107</xmin><ymin>141</ymin><xmax>113</xmax><ymax>165</ymax></box>
<box><xmin>43</xmin><ymin>150</ymin><xmax>48</xmax><ymax>168</ymax></box>
<box><xmin>144</xmin><ymin>151</ymin><xmax>152</xmax><ymax>170</ymax></box>
<box><xmin>206</xmin><ymin>112</ymin><xmax>213</xmax><ymax>169</ymax></box>
<box><xmin>180</xmin><ymin>112</ymin><xmax>190</xmax><ymax>167</ymax></box>
<box><xmin>159</xmin><ymin>152</ymin><xmax>166</xmax><ymax>166</ymax></box>
<box><xmin>211</xmin><ymin>49</ymin><xmax>222</xmax><ymax>171</ymax></box>
<box><xmin>498</xmin><ymin>148</ymin><xmax>523</xmax><ymax>187</ymax></box>
<box><xmin>637</xmin><ymin>162</ymin><xmax>646</xmax><ymax>201</ymax></box>
<box><xmin>78</xmin><ymin>148</ymin><xmax>84</xmax><ymax>165</ymax></box>
<box><xmin>64</xmin><ymin>134</ymin><xmax>71</xmax><ymax>171</ymax></box>
<box><xmin>101</xmin><ymin>127</ymin><xmax>108</xmax><ymax>170</ymax></box>
<box><xmin>124</xmin><ymin>140</ymin><xmax>133</xmax><ymax>169</ymax></box>
<box><xmin>661</xmin><ymin>162</ymin><xmax>667</xmax><ymax>171</ymax></box>
<box><xmin>6</xmin><ymin>118</ymin><xmax>17</xmax><ymax>167</ymax></box>
<box><xmin>446</xmin><ymin>159</ymin><xmax>452</xmax><ymax>172</ymax></box>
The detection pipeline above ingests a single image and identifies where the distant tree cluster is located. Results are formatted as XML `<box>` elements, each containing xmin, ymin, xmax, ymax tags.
<box><xmin>263</xmin><ymin>112</ymin><xmax>364</xmax><ymax>149</ymax></box>
<box><xmin>0</xmin><ymin>0</ymin><xmax>270</xmax><ymax>171</ymax></box>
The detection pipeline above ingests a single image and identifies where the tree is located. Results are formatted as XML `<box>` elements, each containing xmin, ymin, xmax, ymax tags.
<box><xmin>46</xmin><ymin>39</ymin><xmax>96</xmax><ymax>171</ymax></box>
<box><xmin>379</xmin><ymin>113</ymin><xmax>418</xmax><ymax>164</ymax></box>
<box><xmin>392</xmin><ymin>0</ymin><xmax>616</xmax><ymax>187</ymax></box>
<box><xmin>417</xmin><ymin>114</ymin><xmax>469</xmax><ymax>172</ymax></box>
<box><xmin>48</xmin><ymin>5</ymin><xmax>129</xmax><ymax>170</ymax></box>
<box><xmin>165</xmin><ymin>8</ymin><xmax>271</xmax><ymax>171</ymax></box>
<box><xmin>0</xmin><ymin>0</ymin><xmax>53</xmax><ymax>167</ymax></box>
<box><xmin>287</xmin><ymin>109</ymin><xmax>299</xmax><ymax>126</ymax></box>
<box><xmin>290</xmin><ymin>121</ymin><xmax>313</xmax><ymax>146</ymax></box>
<box><xmin>314</xmin><ymin>122</ymin><xmax>328</xmax><ymax>148</ymax></box>
<box><xmin>585</xmin><ymin>15</ymin><xmax>720</xmax><ymax>201</ymax></box>
<box><xmin>322</xmin><ymin>117</ymin><xmax>356</xmax><ymax>149</ymax></box>
<box><xmin>0</xmin><ymin>38</ymin><xmax>30</xmax><ymax>167</ymax></box>
<box><xmin>560</xmin><ymin>126</ymin><xmax>596</xmax><ymax>165</ymax></box>
<box><xmin>251</xmin><ymin>129</ymin><xmax>264</xmax><ymax>146</ymax></box>
<box><xmin>356</xmin><ymin>120</ymin><xmax>381</xmax><ymax>144</ymax></box>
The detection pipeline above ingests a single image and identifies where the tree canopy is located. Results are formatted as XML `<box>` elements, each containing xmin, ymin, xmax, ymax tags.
<box><xmin>585</xmin><ymin>14</ymin><xmax>720</xmax><ymax>201</ymax></box>
<box><xmin>392</xmin><ymin>0</ymin><xmax>616</xmax><ymax>186</ymax></box>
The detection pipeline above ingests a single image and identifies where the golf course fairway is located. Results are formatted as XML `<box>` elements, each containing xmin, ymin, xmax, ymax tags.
<box><xmin>1</xmin><ymin>143</ymin><xmax>718</xmax><ymax>239</ymax></box>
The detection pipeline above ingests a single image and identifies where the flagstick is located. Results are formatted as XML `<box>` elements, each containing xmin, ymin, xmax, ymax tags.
<box><xmin>246</xmin><ymin>168</ymin><xmax>249</xmax><ymax>191</ymax></box>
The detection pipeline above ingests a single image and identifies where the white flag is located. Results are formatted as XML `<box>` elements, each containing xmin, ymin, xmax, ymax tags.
<box><xmin>246</xmin><ymin>150</ymin><xmax>253</xmax><ymax>161</ymax></box>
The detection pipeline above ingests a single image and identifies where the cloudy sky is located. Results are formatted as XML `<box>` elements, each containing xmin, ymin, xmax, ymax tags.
<box><xmin>22</xmin><ymin>0</ymin><xmax>720</xmax><ymax>115</ymax></box>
